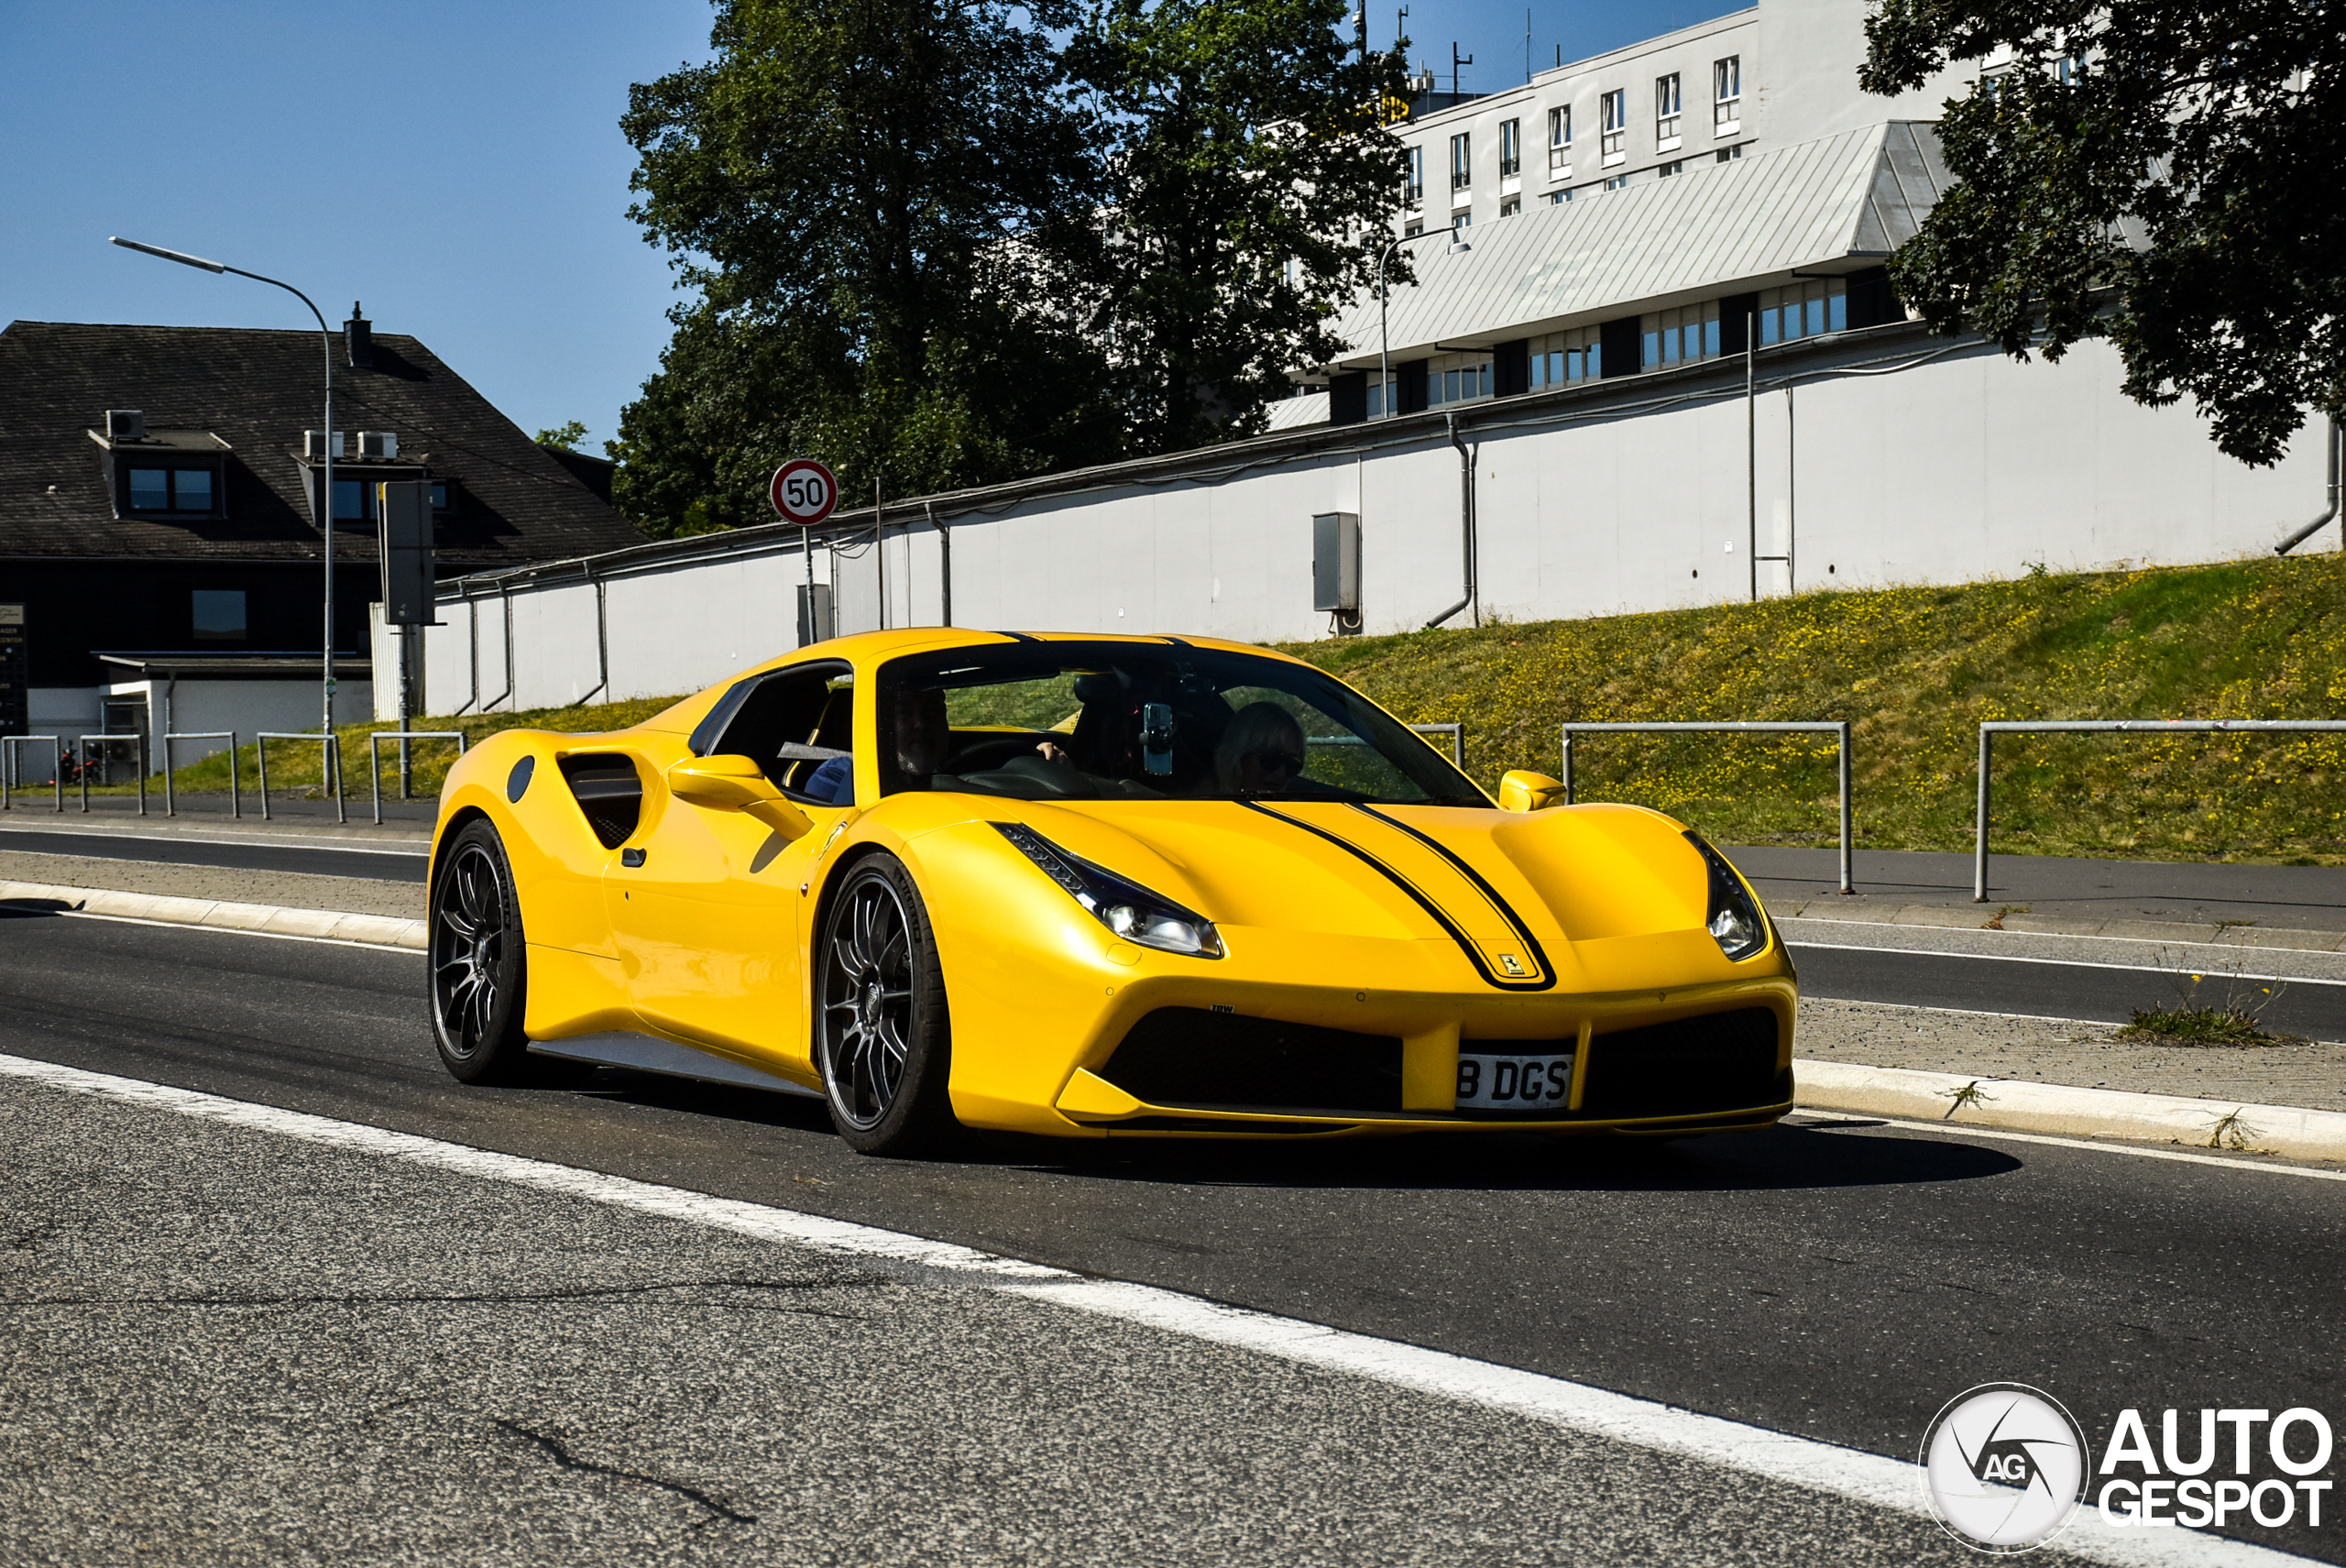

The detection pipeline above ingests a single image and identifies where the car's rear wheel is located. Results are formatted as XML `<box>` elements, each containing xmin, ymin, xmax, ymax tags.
<box><xmin>430</xmin><ymin>818</ymin><xmax>538</xmax><ymax>1084</ymax></box>
<box><xmin>815</xmin><ymin>853</ymin><xmax>956</xmax><ymax>1156</ymax></box>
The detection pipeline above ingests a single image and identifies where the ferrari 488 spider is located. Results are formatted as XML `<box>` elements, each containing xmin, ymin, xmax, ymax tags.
<box><xmin>427</xmin><ymin>630</ymin><xmax>1796</xmax><ymax>1153</ymax></box>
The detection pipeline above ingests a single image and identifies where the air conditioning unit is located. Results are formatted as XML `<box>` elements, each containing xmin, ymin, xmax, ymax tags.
<box><xmin>303</xmin><ymin>430</ymin><xmax>345</xmax><ymax>459</ymax></box>
<box><xmin>104</xmin><ymin>410</ymin><xmax>146</xmax><ymax>441</ymax></box>
<box><xmin>355</xmin><ymin>431</ymin><xmax>399</xmax><ymax>460</ymax></box>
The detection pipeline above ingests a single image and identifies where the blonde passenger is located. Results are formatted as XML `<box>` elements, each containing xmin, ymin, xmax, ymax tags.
<box><xmin>1213</xmin><ymin>701</ymin><xmax>1308</xmax><ymax>796</ymax></box>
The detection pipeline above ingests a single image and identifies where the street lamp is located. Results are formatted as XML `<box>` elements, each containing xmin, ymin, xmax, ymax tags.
<box><xmin>110</xmin><ymin>236</ymin><xmax>340</xmax><ymax>744</ymax></box>
<box><xmin>1377</xmin><ymin>225</ymin><xmax>1471</xmax><ymax>418</ymax></box>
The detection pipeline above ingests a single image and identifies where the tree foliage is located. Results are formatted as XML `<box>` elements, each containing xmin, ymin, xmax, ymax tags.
<box><xmin>1863</xmin><ymin>0</ymin><xmax>2346</xmax><ymax>466</ymax></box>
<box><xmin>1068</xmin><ymin>0</ymin><xmax>1410</xmax><ymax>452</ymax></box>
<box><xmin>613</xmin><ymin>0</ymin><xmax>1409</xmax><ymax>533</ymax></box>
<box><xmin>533</xmin><ymin>421</ymin><xmax>588</xmax><ymax>451</ymax></box>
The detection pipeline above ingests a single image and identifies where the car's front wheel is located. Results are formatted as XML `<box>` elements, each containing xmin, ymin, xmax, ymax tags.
<box><xmin>429</xmin><ymin>818</ymin><xmax>538</xmax><ymax>1084</ymax></box>
<box><xmin>814</xmin><ymin>854</ymin><xmax>956</xmax><ymax>1156</ymax></box>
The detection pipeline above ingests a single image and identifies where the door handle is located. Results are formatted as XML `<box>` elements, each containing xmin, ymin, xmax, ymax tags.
<box><xmin>621</xmin><ymin>848</ymin><xmax>646</xmax><ymax>867</ymax></box>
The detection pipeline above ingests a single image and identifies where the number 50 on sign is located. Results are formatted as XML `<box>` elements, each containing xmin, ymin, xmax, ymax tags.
<box><xmin>771</xmin><ymin>459</ymin><xmax>839</xmax><ymax>527</ymax></box>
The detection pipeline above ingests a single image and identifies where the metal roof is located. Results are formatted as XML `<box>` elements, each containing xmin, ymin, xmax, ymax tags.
<box><xmin>1332</xmin><ymin>121</ymin><xmax>1948</xmax><ymax>367</ymax></box>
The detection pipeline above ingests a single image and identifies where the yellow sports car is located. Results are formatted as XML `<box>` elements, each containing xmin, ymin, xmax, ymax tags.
<box><xmin>427</xmin><ymin>630</ymin><xmax>1795</xmax><ymax>1154</ymax></box>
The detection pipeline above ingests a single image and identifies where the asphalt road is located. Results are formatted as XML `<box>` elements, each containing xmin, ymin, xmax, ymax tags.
<box><xmin>0</xmin><ymin>823</ymin><xmax>428</xmax><ymax>882</ymax></box>
<box><xmin>2</xmin><ymin>910</ymin><xmax>2341</xmax><ymax>1561</ymax></box>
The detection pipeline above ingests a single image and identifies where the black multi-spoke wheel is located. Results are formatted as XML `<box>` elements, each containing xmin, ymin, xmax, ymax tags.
<box><xmin>815</xmin><ymin>854</ymin><xmax>955</xmax><ymax>1155</ymax></box>
<box><xmin>429</xmin><ymin>818</ymin><xmax>535</xmax><ymax>1084</ymax></box>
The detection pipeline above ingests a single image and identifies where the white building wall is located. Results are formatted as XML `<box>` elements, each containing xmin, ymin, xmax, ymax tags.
<box><xmin>414</xmin><ymin>334</ymin><xmax>2336</xmax><ymax>718</ymax></box>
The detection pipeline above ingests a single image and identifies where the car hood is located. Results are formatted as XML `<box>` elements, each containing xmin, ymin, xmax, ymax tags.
<box><xmin>1016</xmin><ymin>798</ymin><xmax>1719</xmax><ymax>987</ymax></box>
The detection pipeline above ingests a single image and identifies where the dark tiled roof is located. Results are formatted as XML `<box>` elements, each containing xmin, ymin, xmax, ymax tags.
<box><xmin>0</xmin><ymin>320</ymin><xmax>644</xmax><ymax>565</ymax></box>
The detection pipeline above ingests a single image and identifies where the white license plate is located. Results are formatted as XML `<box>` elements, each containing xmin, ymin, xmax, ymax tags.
<box><xmin>1456</xmin><ymin>1052</ymin><xmax>1573</xmax><ymax>1111</ymax></box>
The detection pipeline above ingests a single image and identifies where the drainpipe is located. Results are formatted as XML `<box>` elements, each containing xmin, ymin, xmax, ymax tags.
<box><xmin>1424</xmin><ymin>411</ymin><xmax>1478</xmax><ymax>629</ymax></box>
<box><xmin>2275</xmin><ymin>416</ymin><xmax>2342</xmax><ymax>555</ymax></box>
<box><xmin>569</xmin><ymin>565</ymin><xmax>608</xmax><ymax>707</ymax></box>
<box><xmin>928</xmin><ymin>501</ymin><xmax>950</xmax><ymax>626</ymax></box>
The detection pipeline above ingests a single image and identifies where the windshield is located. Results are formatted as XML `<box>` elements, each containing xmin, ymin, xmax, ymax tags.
<box><xmin>874</xmin><ymin>641</ymin><xmax>1484</xmax><ymax>806</ymax></box>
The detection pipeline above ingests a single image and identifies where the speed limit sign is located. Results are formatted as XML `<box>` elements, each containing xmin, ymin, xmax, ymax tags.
<box><xmin>770</xmin><ymin>458</ymin><xmax>839</xmax><ymax>526</ymax></box>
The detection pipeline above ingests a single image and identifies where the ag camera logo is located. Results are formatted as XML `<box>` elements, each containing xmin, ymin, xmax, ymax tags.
<box><xmin>1920</xmin><ymin>1383</ymin><xmax>2090</xmax><ymax>1553</ymax></box>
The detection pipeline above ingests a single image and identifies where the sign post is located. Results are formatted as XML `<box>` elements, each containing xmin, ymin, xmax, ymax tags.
<box><xmin>0</xmin><ymin>606</ymin><xmax>26</xmax><ymax>763</ymax></box>
<box><xmin>772</xmin><ymin>460</ymin><xmax>839</xmax><ymax>646</ymax></box>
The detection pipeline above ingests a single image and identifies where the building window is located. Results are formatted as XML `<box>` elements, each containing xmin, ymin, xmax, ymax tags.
<box><xmin>1453</xmin><ymin>211</ymin><xmax>1472</xmax><ymax>232</ymax></box>
<box><xmin>1757</xmin><ymin>279</ymin><xmax>1849</xmax><ymax>345</ymax></box>
<box><xmin>1499</xmin><ymin>195</ymin><xmax>1521</xmax><ymax>218</ymax></box>
<box><xmin>1549</xmin><ymin>188</ymin><xmax>1573</xmax><ymax>204</ymax></box>
<box><xmin>191</xmin><ymin>589</ymin><xmax>247</xmax><ymax>642</ymax></box>
<box><xmin>1547</xmin><ymin>105</ymin><xmax>1571</xmax><ymax>173</ymax></box>
<box><xmin>1450</xmin><ymin>132</ymin><xmax>1472</xmax><ymax>192</ymax></box>
<box><xmin>1404</xmin><ymin>145</ymin><xmax>1424</xmax><ymax>203</ymax></box>
<box><xmin>1601</xmin><ymin>90</ymin><xmax>1626</xmax><ymax>163</ymax></box>
<box><xmin>127</xmin><ymin>466</ymin><xmax>218</xmax><ymax>514</ymax></box>
<box><xmin>1716</xmin><ymin>144</ymin><xmax>1743</xmax><ymax>164</ymax></box>
<box><xmin>1529</xmin><ymin>326</ymin><xmax>1602</xmax><ymax>388</ymax></box>
<box><xmin>1603</xmin><ymin>174</ymin><xmax>1628</xmax><ymax>192</ymax></box>
<box><xmin>331</xmin><ymin>478</ymin><xmax>378</xmax><ymax>521</ymax></box>
<box><xmin>1499</xmin><ymin>118</ymin><xmax>1521</xmax><ymax>177</ymax></box>
<box><xmin>1404</xmin><ymin>218</ymin><xmax>1424</xmax><ymax>238</ymax></box>
<box><xmin>1658</xmin><ymin>159</ymin><xmax>1684</xmax><ymax>177</ymax></box>
<box><xmin>1424</xmin><ymin>353</ymin><xmax>1494</xmax><ymax>408</ymax></box>
<box><xmin>1714</xmin><ymin>56</ymin><xmax>1741</xmax><ymax>131</ymax></box>
<box><xmin>1655</xmin><ymin>72</ymin><xmax>1682</xmax><ymax>148</ymax></box>
<box><xmin>431</xmin><ymin>482</ymin><xmax>451</xmax><ymax>512</ymax></box>
<box><xmin>1365</xmin><ymin>373</ymin><xmax>1398</xmax><ymax>419</ymax></box>
<box><xmin>1641</xmin><ymin>301</ymin><xmax>1723</xmax><ymax>368</ymax></box>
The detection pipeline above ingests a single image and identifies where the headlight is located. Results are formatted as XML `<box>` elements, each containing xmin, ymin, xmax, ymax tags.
<box><xmin>1684</xmin><ymin>831</ymin><xmax>1769</xmax><ymax>961</ymax></box>
<box><xmin>993</xmin><ymin>822</ymin><xmax>1223</xmax><ymax>959</ymax></box>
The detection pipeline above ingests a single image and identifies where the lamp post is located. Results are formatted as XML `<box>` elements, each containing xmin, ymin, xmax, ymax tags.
<box><xmin>1377</xmin><ymin>225</ymin><xmax>1470</xmax><ymax>418</ymax></box>
<box><xmin>111</xmin><ymin>237</ymin><xmax>339</xmax><ymax>743</ymax></box>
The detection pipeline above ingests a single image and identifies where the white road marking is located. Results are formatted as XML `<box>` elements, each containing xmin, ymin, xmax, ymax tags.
<box><xmin>1790</xmin><ymin>939</ymin><xmax>2346</xmax><ymax>989</ymax></box>
<box><xmin>1792</xmin><ymin>1112</ymin><xmax>2346</xmax><ymax>1183</ymax></box>
<box><xmin>0</xmin><ymin>1050</ymin><xmax>2309</xmax><ymax>1565</ymax></box>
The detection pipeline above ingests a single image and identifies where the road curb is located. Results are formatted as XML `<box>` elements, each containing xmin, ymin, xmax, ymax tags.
<box><xmin>1769</xmin><ymin>899</ymin><xmax>2346</xmax><ymax>954</ymax></box>
<box><xmin>1795</xmin><ymin>1057</ymin><xmax>2346</xmax><ymax>1163</ymax></box>
<box><xmin>0</xmin><ymin>879</ymin><xmax>425</xmax><ymax>951</ymax></box>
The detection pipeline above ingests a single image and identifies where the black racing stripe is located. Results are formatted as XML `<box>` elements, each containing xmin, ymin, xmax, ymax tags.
<box><xmin>1351</xmin><ymin>804</ymin><xmax>1556</xmax><ymax>985</ymax></box>
<box><xmin>988</xmin><ymin>630</ymin><xmax>1042</xmax><ymax>643</ymax></box>
<box><xmin>1239</xmin><ymin>801</ymin><xmax>1554</xmax><ymax>992</ymax></box>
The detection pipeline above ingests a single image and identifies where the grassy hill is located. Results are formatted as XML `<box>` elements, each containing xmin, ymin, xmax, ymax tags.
<box><xmin>126</xmin><ymin>552</ymin><xmax>2346</xmax><ymax>864</ymax></box>
<box><xmin>1287</xmin><ymin>553</ymin><xmax>2346</xmax><ymax>864</ymax></box>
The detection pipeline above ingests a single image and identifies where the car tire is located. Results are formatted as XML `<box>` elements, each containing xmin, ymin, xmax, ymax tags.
<box><xmin>429</xmin><ymin>817</ymin><xmax>541</xmax><ymax>1085</ymax></box>
<box><xmin>814</xmin><ymin>852</ymin><xmax>957</xmax><ymax>1157</ymax></box>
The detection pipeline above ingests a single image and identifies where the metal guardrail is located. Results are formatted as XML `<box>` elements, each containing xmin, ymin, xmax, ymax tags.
<box><xmin>161</xmin><ymin>731</ymin><xmax>240</xmax><ymax>818</ymax></box>
<box><xmin>255</xmin><ymin>732</ymin><xmax>345</xmax><ymax>825</ymax></box>
<box><xmin>75</xmin><ymin>734</ymin><xmax>147</xmax><ymax>816</ymax></box>
<box><xmin>368</xmin><ymin>730</ymin><xmax>466</xmax><ymax>824</ymax></box>
<box><xmin>0</xmin><ymin>736</ymin><xmax>63</xmax><ymax>812</ymax></box>
<box><xmin>1975</xmin><ymin>718</ymin><xmax>2346</xmax><ymax>900</ymax></box>
<box><xmin>1560</xmin><ymin>721</ymin><xmax>1855</xmax><ymax>895</ymax></box>
<box><xmin>1307</xmin><ymin>722</ymin><xmax>1467</xmax><ymax>767</ymax></box>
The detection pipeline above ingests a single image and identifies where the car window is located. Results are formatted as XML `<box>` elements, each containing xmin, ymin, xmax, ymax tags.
<box><xmin>711</xmin><ymin>663</ymin><xmax>854</xmax><ymax>803</ymax></box>
<box><xmin>872</xmin><ymin>643</ymin><xmax>1482</xmax><ymax>806</ymax></box>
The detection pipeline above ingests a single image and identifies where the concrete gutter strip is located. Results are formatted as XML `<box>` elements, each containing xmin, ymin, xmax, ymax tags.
<box><xmin>1795</xmin><ymin>1058</ymin><xmax>2346</xmax><ymax>1163</ymax></box>
<box><xmin>0</xmin><ymin>880</ymin><xmax>425</xmax><ymax>952</ymax></box>
<box><xmin>1770</xmin><ymin>899</ymin><xmax>2346</xmax><ymax>953</ymax></box>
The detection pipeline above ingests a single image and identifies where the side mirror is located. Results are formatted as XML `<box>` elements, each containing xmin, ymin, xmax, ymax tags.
<box><xmin>1496</xmin><ymin>769</ymin><xmax>1567</xmax><ymax>813</ymax></box>
<box><xmin>666</xmin><ymin>754</ymin><xmax>815</xmax><ymax>840</ymax></box>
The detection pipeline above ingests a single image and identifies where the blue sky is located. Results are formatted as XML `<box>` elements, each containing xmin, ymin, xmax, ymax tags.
<box><xmin>1</xmin><ymin>1</ymin><xmax>1733</xmax><ymax>455</ymax></box>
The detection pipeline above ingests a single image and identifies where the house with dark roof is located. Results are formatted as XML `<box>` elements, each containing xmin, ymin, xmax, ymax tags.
<box><xmin>0</xmin><ymin>312</ymin><xmax>641</xmax><ymax>773</ymax></box>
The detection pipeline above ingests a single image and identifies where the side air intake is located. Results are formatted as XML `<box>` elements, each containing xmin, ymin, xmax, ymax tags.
<box><xmin>557</xmin><ymin>754</ymin><xmax>642</xmax><ymax>849</ymax></box>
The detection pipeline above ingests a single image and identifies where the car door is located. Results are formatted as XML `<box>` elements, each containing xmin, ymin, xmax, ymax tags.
<box><xmin>605</xmin><ymin>662</ymin><xmax>857</xmax><ymax>1075</ymax></box>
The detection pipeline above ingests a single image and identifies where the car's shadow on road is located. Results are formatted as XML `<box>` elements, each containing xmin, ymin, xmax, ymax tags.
<box><xmin>572</xmin><ymin>1070</ymin><xmax>2020</xmax><ymax>1193</ymax></box>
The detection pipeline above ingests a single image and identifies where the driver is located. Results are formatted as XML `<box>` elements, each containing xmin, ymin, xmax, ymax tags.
<box><xmin>1210</xmin><ymin>702</ymin><xmax>1307</xmax><ymax>797</ymax></box>
<box><xmin>802</xmin><ymin>685</ymin><xmax>951</xmax><ymax>802</ymax></box>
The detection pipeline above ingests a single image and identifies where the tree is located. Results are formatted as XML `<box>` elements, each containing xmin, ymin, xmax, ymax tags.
<box><xmin>533</xmin><ymin>420</ymin><xmax>588</xmax><ymax>451</ymax></box>
<box><xmin>1069</xmin><ymin>0</ymin><xmax>1411</xmax><ymax>452</ymax></box>
<box><xmin>1863</xmin><ymin>0</ymin><xmax>2346</xmax><ymax>466</ymax></box>
<box><xmin>617</xmin><ymin>0</ymin><xmax>1119</xmax><ymax>535</ymax></box>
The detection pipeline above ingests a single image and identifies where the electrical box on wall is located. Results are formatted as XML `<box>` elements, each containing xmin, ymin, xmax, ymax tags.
<box><xmin>796</xmin><ymin>582</ymin><xmax>835</xmax><ymax>647</ymax></box>
<box><xmin>1312</xmin><ymin>511</ymin><xmax>1361</xmax><ymax>622</ymax></box>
